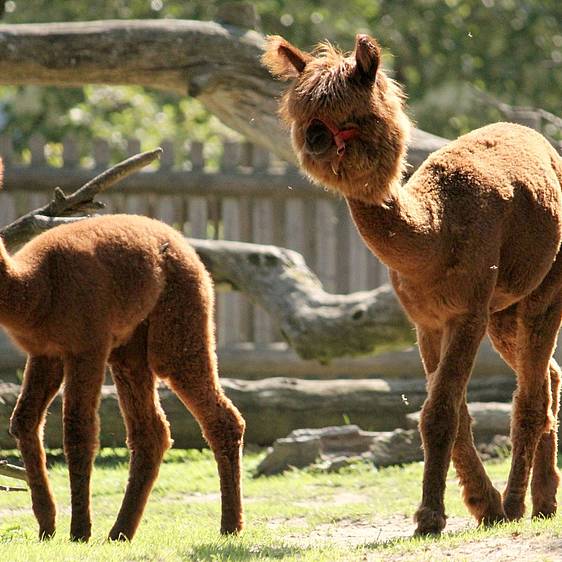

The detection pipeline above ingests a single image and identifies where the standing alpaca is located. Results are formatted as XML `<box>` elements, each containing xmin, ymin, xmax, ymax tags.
<box><xmin>1</xmin><ymin>157</ymin><xmax>244</xmax><ymax>542</ymax></box>
<box><xmin>263</xmin><ymin>34</ymin><xmax>562</xmax><ymax>535</ymax></box>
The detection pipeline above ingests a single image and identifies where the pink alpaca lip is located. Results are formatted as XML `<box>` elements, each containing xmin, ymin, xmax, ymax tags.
<box><xmin>310</xmin><ymin>117</ymin><xmax>359</xmax><ymax>155</ymax></box>
<box><xmin>308</xmin><ymin>117</ymin><xmax>359</xmax><ymax>175</ymax></box>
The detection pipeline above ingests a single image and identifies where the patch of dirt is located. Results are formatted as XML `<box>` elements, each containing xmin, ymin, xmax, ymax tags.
<box><xmin>294</xmin><ymin>491</ymin><xmax>370</xmax><ymax>508</ymax></box>
<box><xmin>380</xmin><ymin>534</ymin><xmax>562</xmax><ymax>562</ymax></box>
<box><xmin>277</xmin><ymin>513</ymin><xmax>562</xmax><ymax>561</ymax></box>
<box><xmin>281</xmin><ymin>514</ymin><xmax>473</xmax><ymax>548</ymax></box>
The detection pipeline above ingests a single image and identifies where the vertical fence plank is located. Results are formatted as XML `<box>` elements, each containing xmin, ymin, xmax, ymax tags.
<box><xmin>348</xmin><ymin>226</ymin><xmax>372</xmax><ymax>292</ymax></box>
<box><xmin>252</xmin><ymin>198</ymin><xmax>276</xmax><ymax>345</ymax></box>
<box><xmin>151</xmin><ymin>139</ymin><xmax>179</xmax><ymax>226</ymax></box>
<box><xmin>314</xmin><ymin>199</ymin><xmax>338</xmax><ymax>292</ymax></box>
<box><xmin>62</xmin><ymin>135</ymin><xmax>80</xmax><ymax>169</ymax></box>
<box><xmin>0</xmin><ymin>136</ymin><xmax>16</xmax><ymax>228</ymax></box>
<box><xmin>29</xmin><ymin>134</ymin><xmax>46</xmax><ymax>167</ymax></box>
<box><xmin>219</xmin><ymin>197</ymin><xmax>243</xmax><ymax>347</ymax></box>
<box><xmin>284</xmin><ymin>198</ymin><xmax>306</xmax><ymax>256</ymax></box>
<box><xmin>159</xmin><ymin>140</ymin><xmax>175</xmax><ymax>171</ymax></box>
<box><xmin>93</xmin><ymin>139</ymin><xmax>110</xmax><ymax>169</ymax></box>
<box><xmin>127</xmin><ymin>138</ymin><xmax>141</xmax><ymax>157</ymax></box>
<box><xmin>0</xmin><ymin>135</ymin><xmax>13</xmax><ymax>166</ymax></box>
<box><xmin>188</xmin><ymin>197</ymin><xmax>209</xmax><ymax>238</ymax></box>
<box><xmin>190</xmin><ymin>141</ymin><xmax>205</xmax><ymax>172</ymax></box>
<box><xmin>236</xmin><ymin>196</ymin><xmax>254</xmax><ymax>343</ymax></box>
<box><xmin>93</xmin><ymin>139</ymin><xmax>120</xmax><ymax>214</ymax></box>
<box><xmin>334</xmin><ymin>201</ymin><xmax>352</xmax><ymax>293</ymax></box>
<box><xmin>216</xmin><ymin>141</ymin><xmax>242</xmax><ymax>346</ymax></box>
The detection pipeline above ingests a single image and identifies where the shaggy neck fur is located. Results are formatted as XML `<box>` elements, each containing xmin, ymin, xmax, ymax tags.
<box><xmin>0</xmin><ymin>244</ymin><xmax>17</xmax><ymax>321</ymax></box>
<box><xmin>266</xmin><ymin>37</ymin><xmax>437</xmax><ymax>274</ymax></box>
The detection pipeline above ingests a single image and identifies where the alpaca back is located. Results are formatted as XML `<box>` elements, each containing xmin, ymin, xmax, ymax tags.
<box><xmin>5</xmin><ymin>214</ymin><xmax>209</xmax><ymax>356</ymax></box>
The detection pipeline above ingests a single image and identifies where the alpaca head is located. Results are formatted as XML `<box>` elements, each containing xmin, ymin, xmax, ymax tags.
<box><xmin>263</xmin><ymin>34</ymin><xmax>411</xmax><ymax>203</ymax></box>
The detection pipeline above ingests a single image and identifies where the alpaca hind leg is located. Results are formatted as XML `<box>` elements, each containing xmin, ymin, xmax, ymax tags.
<box><xmin>148</xmin><ymin>274</ymin><xmax>245</xmax><ymax>534</ymax></box>
<box><xmin>9</xmin><ymin>356</ymin><xmax>63</xmax><ymax>539</ymax></box>
<box><xmin>108</xmin><ymin>329</ymin><xmax>172</xmax><ymax>541</ymax></box>
<box><xmin>417</xmin><ymin>326</ymin><xmax>503</xmax><ymax>527</ymax></box>
<box><xmin>414</xmin><ymin>313</ymin><xmax>488</xmax><ymax>536</ymax></box>
<box><xmin>530</xmin><ymin>359</ymin><xmax>561</xmax><ymax>518</ymax></box>
<box><xmin>502</xmin><ymin>295</ymin><xmax>562</xmax><ymax>521</ymax></box>
<box><xmin>62</xmin><ymin>350</ymin><xmax>107</xmax><ymax>542</ymax></box>
<box><xmin>452</xmin><ymin>401</ymin><xmax>504</xmax><ymax>525</ymax></box>
<box><xmin>164</xmin><ymin>372</ymin><xmax>245</xmax><ymax>534</ymax></box>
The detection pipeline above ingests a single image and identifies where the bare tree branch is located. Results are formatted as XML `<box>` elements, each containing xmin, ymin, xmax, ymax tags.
<box><xmin>189</xmin><ymin>238</ymin><xmax>413</xmax><ymax>361</ymax></box>
<box><xmin>0</xmin><ymin>19</ymin><xmax>448</xmax><ymax>167</ymax></box>
<box><xmin>1</xmin><ymin>148</ymin><xmax>162</xmax><ymax>252</ymax></box>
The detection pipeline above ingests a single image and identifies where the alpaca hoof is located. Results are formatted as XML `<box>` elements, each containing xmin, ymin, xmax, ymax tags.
<box><xmin>478</xmin><ymin>511</ymin><xmax>506</xmax><ymax>528</ymax></box>
<box><xmin>220</xmin><ymin>517</ymin><xmax>244</xmax><ymax>535</ymax></box>
<box><xmin>220</xmin><ymin>523</ymin><xmax>244</xmax><ymax>535</ymax></box>
<box><xmin>70</xmin><ymin>533</ymin><xmax>91</xmax><ymax>543</ymax></box>
<box><xmin>108</xmin><ymin>530</ymin><xmax>132</xmax><ymax>542</ymax></box>
<box><xmin>70</xmin><ymin>526</ymin><xmax>91</xmax><ymax>543</ymax></box>
<box><xmin>413</xmin><ymin>507</ymin><xmax>446</xmax><ymax>537</ymax></box>
<box><xmin>467</xmin><ymin>488</ymin><xmax>505</xmax><ymax>527</ymax></box>
<box><xmin>38</xmin><ymin>527</ymin><xmax>55</xmax><ymax>541</ymax></box>
<box><xmin>503</xmin><ymin>495</ymin><xmax>525</xmax><ymax>521</ymax></box>
<box><xmin>532</xmin><ymin>503</ymin><xmax>557</xmax><ymax>519</ymax></box>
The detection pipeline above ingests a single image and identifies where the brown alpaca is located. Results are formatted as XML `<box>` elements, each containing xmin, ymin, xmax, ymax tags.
<box><xmin>263</xmin><ymin>34</ymin><xmax>562</xmax><ymax>535</ymax></box>
<box><xmin>0</xmin><ymin>158</ymin><xmax>245</xmax><ymax>542</ymax></box>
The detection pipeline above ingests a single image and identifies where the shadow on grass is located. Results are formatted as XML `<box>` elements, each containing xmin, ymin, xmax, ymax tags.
<box><xmin>186</xmin><ymin>542</ymin><xmax>304</xmax><ymax>560</ymax></box>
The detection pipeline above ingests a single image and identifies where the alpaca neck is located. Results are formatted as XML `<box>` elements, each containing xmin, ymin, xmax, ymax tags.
<box><xmin>0</xmin><ymin>242</ymin><xmax>31</xmax><ymax>329</ymax></box>
<box><xmin>346</xmin><ymin>181</ymin><xmax>439</xmax><ymax>277</ymax></box>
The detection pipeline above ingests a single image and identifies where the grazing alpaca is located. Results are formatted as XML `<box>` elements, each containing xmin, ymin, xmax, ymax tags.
<box><xmin>263</xmin><ymin>34</ymin><xmax>562</xmax><ymax>535</ymax></box>
<box><xmin>1</xmin><ymin>158</ymin><xmax>245</xmax><ymax>541</ymax></box>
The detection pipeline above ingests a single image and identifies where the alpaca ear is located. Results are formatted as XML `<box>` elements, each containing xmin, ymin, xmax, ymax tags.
<box><xmin>354</xmin><ymin>34</ymin><xmax>381</xmax><ymax>82</ymax></box>
<box><xmin>262</xmin><ymin>35</ymin><xmax>312</xmax><ymax>80</ymax></box>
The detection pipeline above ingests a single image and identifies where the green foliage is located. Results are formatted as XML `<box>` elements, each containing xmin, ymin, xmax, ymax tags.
<box><xmin>0</xmin><ymin>0</ymin><xmax>560</xmax><ymax>149</ymax></box>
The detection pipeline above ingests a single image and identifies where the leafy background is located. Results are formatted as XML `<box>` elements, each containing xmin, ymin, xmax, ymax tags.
<box><xmin>1</xmin><ymin>0</ymin><xmax>560</xmax><ymax>161</ymax></box>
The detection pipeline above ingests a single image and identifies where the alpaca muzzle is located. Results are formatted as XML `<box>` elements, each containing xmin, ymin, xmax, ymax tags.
<box><xmin>304</xmin><ymin>118</ymin><xmax>359</xmax><ymax>174</ymax></box>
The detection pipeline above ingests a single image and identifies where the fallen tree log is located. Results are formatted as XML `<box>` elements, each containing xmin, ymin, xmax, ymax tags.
<box><xmin>0</xmin><ymin>14</ymin><xmax>448</xmax><ymax>169</ymax></box>
<box><xmin>0</xmin><ymin>377</ymin><xmax>516</xmax><ymax>449</ymax></box>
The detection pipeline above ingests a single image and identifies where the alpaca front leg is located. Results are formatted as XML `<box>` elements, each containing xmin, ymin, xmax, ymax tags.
<box><xmin>414</xmin><ymin>313</ymin><xmax>487</xmax><ymax>536</ymax></box>
<box><xmin>9</xmin><ymin>356</ymin><xmax>63</xmax><ymax>539</ymax></box>
<box><xmin>416</xmin><ymin>326</ymin><xmax>504</xmax><ymax>526</ymax></box>
<box><xmin>62</xmin><ymin>351</ymin><xmax>106</xmax><ymax>542</ymax></box>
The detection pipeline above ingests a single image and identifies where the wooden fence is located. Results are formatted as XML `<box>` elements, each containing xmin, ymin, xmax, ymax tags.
<box><xmin>0</xmin><ymin>134</ymin><xmax>389</xmax><ymax>351</ymax></box>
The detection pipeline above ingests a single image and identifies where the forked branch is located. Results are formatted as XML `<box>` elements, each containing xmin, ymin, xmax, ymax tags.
<box><xmin>1</xmin><ymin>148</ymin><xmax>162</xmax><ymax>252</ymax></box>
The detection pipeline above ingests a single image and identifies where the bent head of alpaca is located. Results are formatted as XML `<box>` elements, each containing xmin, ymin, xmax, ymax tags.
<box><xmin>262</xmin><ymin>33</ymin><xmax>411</xmax><ymax>204</ymax></box>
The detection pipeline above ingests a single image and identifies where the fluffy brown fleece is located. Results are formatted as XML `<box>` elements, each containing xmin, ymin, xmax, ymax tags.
<box><xmin>0</xmin><ymin>164</ymin><xmax>245</xmax><ymax>542</ymax></box>
<box><xmin>263</xmin><ymin>33</ymin><xmax>562</xmax><ymax>536</ymax></box>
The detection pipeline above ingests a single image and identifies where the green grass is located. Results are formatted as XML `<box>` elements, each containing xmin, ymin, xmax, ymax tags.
<box><xmin>0</xmin><ymin>449</ymin><xmax>561</xmax><ymax>561</ymax></box>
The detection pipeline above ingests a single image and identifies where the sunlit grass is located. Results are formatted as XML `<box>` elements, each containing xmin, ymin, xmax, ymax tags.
<box><xmin>0</xmin><ymin>449</ymin><xmax>560</xmax><ymax>561</ymax></box>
